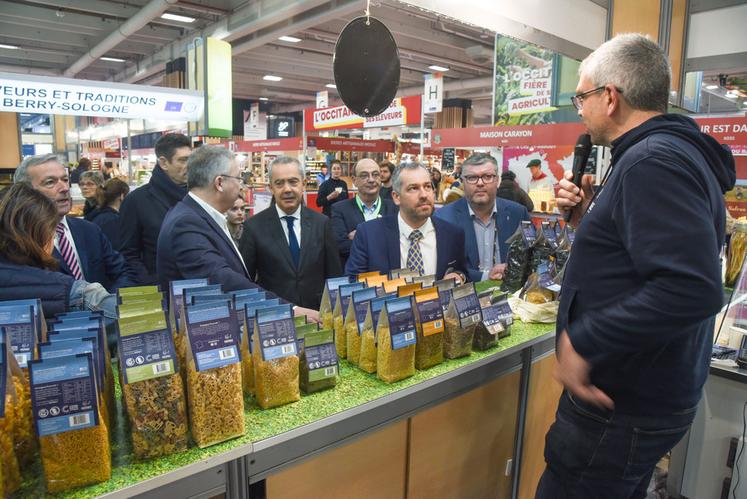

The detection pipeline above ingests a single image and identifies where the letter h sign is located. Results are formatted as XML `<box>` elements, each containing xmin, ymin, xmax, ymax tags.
<box><xmin>423</xmin><ymin>74</ymin><xmax>443</xmax><ymax>114</ymax></box>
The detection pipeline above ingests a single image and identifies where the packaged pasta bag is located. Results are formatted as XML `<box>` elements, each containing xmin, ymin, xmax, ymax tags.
<box><xmin>521</xmin><ymin>260</ymin><xmax>558</xmax><ymax>304</ymax></box>
<box><xmin>555</xmin><ymin>229</ymin><xmax>572</xmax><ymax>271</ymax></box>
<box><xmin>184</xmin><ymin>301</ymin><xmax>244</xmax><ymax>448</ymax></box>
<box><xmin>240</xmin><ymin>299</ymin><xmax>280</xmax><ymax>396</ymax></box>
<box><xmin>117</xmin><ymin>310</ymin><xmax>188</xmax><ymax>460</ymax></box>
<box><xmin>530</xmin><ymin>226</ymin><xmax>553</xmax><ymax>275</ymax></box>
<box><xmin>412</xmin><ymin>274</ymin><xmax>436</xmax><ymax>288</ymax></box>
<box><xmin>383</xmin><ymin>278</ymin><xmax>406</xmax><ymax>295</ymax></box>
<box><xmin>365</xmin><ymin>275</ymin><xmax>389</xmax><ymax>290</ymax></box>
<box><xmin>0</xmin><ymin>342</ymin><xmax>21</xmax><ymax>496</ymax></box>
<box><xmin>347</xmin><ymin>287</ymin><xmax>378</xmax><ymax>366</ymax></box>
<box><xmin>320</xmin><ymin>277</ymin><xmax>353</xmax><ymax>332</ymax></box>
<box><xmin>478</xmin><ymin>292</ymin><xmax>514</xmax><ymax>347</ymax></box>
<box><xmin>357</xmin><ymin>271</ymin><xmax>382</xmax><ymax>283</ymax></box>
<box><xmin>501</xmin><ymin>222</ymin><xmax>534</xmax><ymax>293</ymax></box>
<box><xmin>299</xmin><ymin>329</ymin><xmax>338</xmax><ymax>394</ymax></box>
<box><xmin>443</xmin><ymin>282</ymin><xmax>481</xmax><ymax>359</ymax></box>
<box><xmin>333</xmin><ymin>282</ymin><xmax>364</xmax><ymax>360</ymax></box>
<box><xmin>376</xmin><ymin>296</ymin><xmax>417</xmax><ymax>384</ymax></box>
<box><xmin>295</xmin><ymin>322</ymin><xmax>319</xmax><ymax>358</ymax></box>
<box><xmin>434</xmin><ymin>278</ymin><xmax>456</xmax><ymax>312</ymax></box>
<box><xmin>472</xmin><ymin>291</ymin><xmax>499</xmax><ymax>351</ymax></box>
<box><xmin>397</xmin><ymin>282</ymin><xmax>422</xmax><ymax>297</ymax></box>
<box><xmin>540</xmin><ymin>221</ymin><xmax>559</xmax><ymax>252</ymax></box>
<box><xmin>0</xmin><ymin>303</ymin><xmax>37</xmax><ymax>373</ymax></box>
<box><xmin>412</xmin><ymin>287</ymin><xmax>444</xmax><ymax>370</ymax></box>
<box><xmin>358</xmin><ymin>293</ymin><xmax>395</xmax><ymax>374</ymax></box>
<box><xmin>29</xmin><ymin>353</ymin><xmax>111</xmax><ymax>493</ymax></box>
<box><xmin>388</xmin><ymin>268</ymin><xmax>409</xmax><ymax>279</ymax></box>
<box><xmin>167</xmin><ymin>279</ymin><xmax>209</xmax><ymax>380</ymax></box>
<box><xmin>252</xmin><ymin>304</ymin><xmax>300</xmax><ymax>409</ymax></box>
<box><xmin>398</xmin><ymin>270</ymin><xmax>421</xmax><ymax>282</ymax></box>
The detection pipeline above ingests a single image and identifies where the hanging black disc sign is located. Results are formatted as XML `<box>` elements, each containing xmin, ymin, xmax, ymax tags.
<box><xmin>333</xmin><ymin>16</ymin><xmax>400</xmax><ymax>117</ymax></box>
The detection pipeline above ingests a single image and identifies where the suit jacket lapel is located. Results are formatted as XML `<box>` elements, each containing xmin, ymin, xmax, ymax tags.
<box><xmin>270</xmin><ymin>210</ymin><xmax>297</xmax><ymax>271</ymax></box>
<box><xmin>433</xmin><ymin>218</ymin><xmax>449</xmax><ymax>278</ymax></box>
<box><xmin>456</xmin><ymin>200</ymin><xmax>479</xmax><ymax>269</ymax></box>
<box><xmin>495</xmin><ymin>200</ymin><xmax>511</xmax><ymax>263</ymax></box>
<box><xmin>384</xmin><ymin>216</ymin><xmax>400</xmax><ymax>271</ymax></box>
<box><xmin>184</xmin><ymin>196</ymin><xmax>247</xmax><ymax>277</ymax></box>
<box><xmin>65</xmin><ymin>217</ymin><xmax>89</xmax><ymax>276</ymax></box>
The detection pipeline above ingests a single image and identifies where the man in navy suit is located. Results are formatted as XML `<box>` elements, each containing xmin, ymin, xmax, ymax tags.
<box><xmin>345</xmin><ymin>162</ymin><xmax>467</xmax><ymax>282</ymax></box>
<box><xmin>14</xmin><ymin>154</ymin><xmax>133</xmax><ymax>292</ymax></box>
<box><xmin>331</xmin><ymin>158</ymin><xmax>398</xmax><ymax>266</ymax></box>
<box><xmin>435</xmin><ymin>153</ymin><xmax>530</xmax><ymax>283</ymax></box>
<box><xmin>157</xmin><ymin>146</ymin><xmax>319</xmax><ymax>321</ymax></box>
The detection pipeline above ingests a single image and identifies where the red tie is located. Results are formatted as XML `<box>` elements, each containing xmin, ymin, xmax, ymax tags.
<box><xmin>56</xmin><ymin>223</ymin><xmax>83</xmax><ymax>280</ymax></box>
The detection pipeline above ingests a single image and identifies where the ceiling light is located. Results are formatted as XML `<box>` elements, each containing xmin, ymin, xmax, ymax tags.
<box><xmin>263</xmin><ymin>75</ymin><xmax>283</xmax><ymax>81</ymax></box>
<box><xmin>161</xmin><ymin>13</ymin><xmax>195</xmax><ymax>23</ymax></box>
<box><xmin>428</xmin><ymin>65</ymin><xmax>449</xmax><ymax>72</ymax></box>
<box><xmin>101</xmin><ymin>56</ymin><xmax>125</xmax><ymax>62</ymax></box>
<box><xmin>0</xmin><ymin>44</ymin><xmax>19</xmax><ymax>50</ymax></box>
<box><xmin>706</xmin><ymin>84</ymin><xmax>719</xmax><ymax>90</ymax></box>
<box><xmin>325</xmin><ymin>83</ymin><xmax>337</xmax><ymax>89</ymax></box>
<box><xmin>259</xmin><ymin>97</ymin><xmax>269</xmax><ymax>101</ymax></box>
<box><xmin>278</xmin><ymin>36</ymin><xmax>301</xmax><ymax>43</ymax></box>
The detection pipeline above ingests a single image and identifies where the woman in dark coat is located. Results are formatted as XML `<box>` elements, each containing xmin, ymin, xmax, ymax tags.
<box><xmin>89</xmin><ymin>178</ymin><xmax>130</xmax><ymax>248</ymax></box>
<box><xmin>496</xmin><ymin>170</ymin><xmax>534</xmax><ymax>212</ymax></box>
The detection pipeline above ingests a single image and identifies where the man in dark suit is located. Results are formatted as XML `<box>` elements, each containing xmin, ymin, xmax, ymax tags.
<box><xmin>156</xmin><ymin>146</ymin><xmax>319</xmax><ymax>321</ymax></box>
<box><xmin>331</xmin><ymin>158</ymin><xmax>398</xmax><ymax>265</ymax></box>
<box><xmin>239</xmin><ymin>156</ymin><xmax>342</xmax><ymax>309</ymax></box>
<box><xmin>435</xmin><ymin>153</ymin><xmax>530</xmax><ymax>283</ymax></box>
<box><xmin>346</xmin><ymin>162</ymin><xmax>467</xmax><ymax>282</ymax></box>
<box><xmin>118</xmin><ymin>133</ymin><xmax>192</xmax><ymax>284</ymax></box>
<box><xmin>14</xmin><ymin>154</ymin><xmax>134</xmax><ymax>292</ymax></box>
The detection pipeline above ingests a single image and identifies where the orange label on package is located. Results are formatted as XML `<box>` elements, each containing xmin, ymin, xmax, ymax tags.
<box><xmin>384</xmin><ymin>278</ymin><xmax>406</xmax><ymax>294</ymax></box>
<box><xmin>366</xmin><ymin>275</ymin><xmax>389</xmax><ymax>288</ymax></box>
<box><xmin>397</xmin><ymin>283</ymin><xmax>423</xmax><ymax>297</ymax></box>
<box><xmin>414</xmin><ymin>288</ymin><xmax>444</xmax><ymax>336</ymax></box>
<box><xmin>357</xmin><ymin>271</ymin><xmax>381</xmax><ymax>282</ymax></box>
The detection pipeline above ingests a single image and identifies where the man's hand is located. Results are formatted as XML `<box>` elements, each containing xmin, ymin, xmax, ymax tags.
<box><xmin>556</xmin><ymin>171</ymin><xmax>595</xmax><ymax>227</ymax></box>
<box><xmin>327</xmin><ymin>190</ymin><xmax>340</xmax><ymax>201</ymax></box>
<box><xmin>444</xmin><ymin>272</ymin><xmax>465</xmax><ymax>285</ymax></box>
<box><xmin>488</xmin><ymin>263</ymin><xmax>506</xmax><ymax>281</ymax></box>
<box><xmin>555</xmin><ymin>330</ymin><xmax>614</xmax><ymax>410</ymax></box>
<box><xmin>294</xmin><ymin>306</ymin><xmax>321</xmax><ymax>324</ymax></box>
<box><xmin>347</xmin><ymin>230</ymin><xmax>356</xmax><ymax>241</ymax></box>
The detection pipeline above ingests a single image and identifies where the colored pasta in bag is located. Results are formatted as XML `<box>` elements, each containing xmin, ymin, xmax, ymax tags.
<box><xmin>443</xmin><ymin>283</ymin><xmax>481</xmax><ymax>359</ymax></box>
<box><xmin>300</xmin><ymin>329</ymin><xmax>338</xmax><ymax>394</ymax></box>
<box><xmin>413</xmin><ymin>288</ymin><xmax>444</xmax><ymax>370</ymax></box>
<box><xmin>376</xmin><ymin>297</ymin><xmax>416</xmax><ymax>384</ymax></box>
<box><xmin>252</xmin><ymin>305</ymin><xmax>300</xmax><ymax>409</ymax></box>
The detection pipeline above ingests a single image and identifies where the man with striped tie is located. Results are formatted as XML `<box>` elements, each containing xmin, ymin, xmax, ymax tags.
<box><xmin>345</xmin><ymin>162</ymin><xmax>467</xmax><ymax>282</ymax></box>
<box><xmin>14</xmin><ymin>154</ymin><xmax>134</xmax><ymax>292</ymax></box>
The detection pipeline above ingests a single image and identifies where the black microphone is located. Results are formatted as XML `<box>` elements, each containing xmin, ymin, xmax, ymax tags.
<box><xmin>564</xmin><ymin>133</ymin><xmax>592</xmax><ymax>222</ymax></box>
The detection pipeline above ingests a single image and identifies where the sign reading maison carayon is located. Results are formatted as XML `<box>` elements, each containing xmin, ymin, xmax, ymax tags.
<box><xmin>0</xmin><ymin>72</ymin><xmax>204</xmax><ymax>121</ymax></box>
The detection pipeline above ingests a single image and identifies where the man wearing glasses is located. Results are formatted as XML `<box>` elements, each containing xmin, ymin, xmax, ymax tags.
<box><xmin>435</xmin><ymin>153</ymin><xmax>530</xmax><ymax>282</ymax></box>
<box><xmin>331</xmin><ymin>158</ymin><xmax>398</xmax><ymax>266</ymax></box>
<box><xmin>239</xmin><ymin>156</ymin><xmax>342</xmax><ymax>310</ymax></box>
<box><xmin>536</xmin><ymin>34</ymin><xmax>735</xmax><ymax>498</ymax></box>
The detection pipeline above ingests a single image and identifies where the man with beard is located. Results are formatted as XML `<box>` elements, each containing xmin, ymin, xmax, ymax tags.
<box><xmin>345</xmin><ymin>162</ymin><xmax>467</xmax><ymax>282</ymax></box>
<box><xmin>240</xmin><ymin>156</ymin><xmax>342</xmax><ymax>309</ymax></box>
<box><xmin>118</xmin><ymin>133</ymin><xmax>192</xmax><ymax>284</ymax></box>
<box><xmin>331</xmin><ymin>158</ymin><xmax>398</xmax><ymax>266</ymax></box>
<box><xmin>13</xmin><ymin>154</ymin><xmax>133</xmax><ymax>292</ymax></box>
<box><xmin>536</xmin><ymin>33</ymin><xmax>735</xmax><ymax>498</ymax></box>
<box><xmin>378</xmin><ymin>160</ymin><xmax>394</xmax><ymax>200</ymax></box>
<box><xmin>435</xmin><ymin>153</ymin><xmax>529</xmax><ymax>282</ymax></box>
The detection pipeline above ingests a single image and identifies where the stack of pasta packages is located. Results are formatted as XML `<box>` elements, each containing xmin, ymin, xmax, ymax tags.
<box><xmin>320</xmin><ymin>269</ymin><xmax>515</xmax><ymax>385</ymax></box>
<box><xmin>0</xmin><ymin>298</ymin><xmax>112</xmax><ymax>494</ymax></box>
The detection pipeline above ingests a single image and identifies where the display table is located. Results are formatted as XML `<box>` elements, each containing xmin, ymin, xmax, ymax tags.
<box><xmin>15</xmin><ymin>310</ymin><xmax>560</xmax><ymax>498</ymax></box>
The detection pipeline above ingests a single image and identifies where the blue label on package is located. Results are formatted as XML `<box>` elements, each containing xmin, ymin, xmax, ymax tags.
<box><xmin>185</xmin><ymin>304</ymin><xmax>241</xmax><ymax>371</ymax></box>
<box><xmin>370</xmin><ymin>293</ymin><xmax>396</xmax><ymax>331</ymax></box>
<box><xmin>439</xmin><ymin>289</ymin><xmax>452</xmax><ymax>311</ymax></box>
<box><xmin>454</xmin><ymin>288</ymin><xmax>482</xmax><ymax>328</ymax></box>
<box><xmin>0</xmin><ymin>305</ymin><xmax>35</xmax><ymax>368</ymax></box>
<box><xmin>541</xmin><ymin>223</ymin><xmax>558</xmax><ymax>247</ymax></box>
<box><xmin>243</xmin><ymin>299</ymin><xmax>280</xmax><ymax>351</ymax></box>
<box><xmin>44</xmin><ymin>336</ymin><xmax>103</xmax><ymax>394</ymax></box>
<box><xmin>338</xmin><ymin>282</ymin><xmax>365</xmax><ymax>320</ymax></box>
<box><xmin>256</xmin><ymin>305</ymin><xmax>297</xmax><ymax>361</ymax></box>
<box><xmin>326</xmin><ymin>276</ymin><xmax>352</xmax><ymax>309</ymax></box>
<box><xmin>385</xmin><ymin>297</ymin><xmax>417</xmax><ymax>350</ymax></box>
<box><xmin>352</xmin><ymin>287</ymin><xmax>377</xmax><ymax>333</ymax></box>
<box><xmin>118</xmin><ymin>328</ymin><xmax>176</xmax><ymax>383</ymax></box>
<box><xmin>416</xmin><ymin>296</ymin><xmax>444</xmax><ymax>325</ymax></box>
<box><xmin>47</xmin><ymin>328</ymin><xmax>105</xmax><ymax>391</ymax></box>
<box><xmin>482</xmin><ymin>301</ymin><xmax>514</xmax><ymax>328</ymax></box>
<box><xmin>304</xmin><ymin>343</ymin><xmax>338</xmax><ymax>372</ymax></box>
<box><xmin>2</xmin><ymin>299</ymin><xmax>42</xmax><ymax>341</ymax></box>
<box><xmin>29</xmin><ymin>353</ymin><xmax>99</xmax><ymax>436</ymax></box>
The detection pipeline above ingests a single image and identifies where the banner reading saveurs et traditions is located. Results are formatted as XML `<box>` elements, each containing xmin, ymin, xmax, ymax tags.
<box><xmin>304</xmin><ymin>95</ymin><xmax>422</xmax><ymax>131</ymax></box>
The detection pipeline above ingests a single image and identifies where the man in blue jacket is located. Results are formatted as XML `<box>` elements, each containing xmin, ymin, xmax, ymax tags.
<box><xmin>435</xmin><ymin>153</ymin><xmax>530</xmax><ymax>282</ymax></box>
<box><xmin>157</xmin><ymin>145</ymin><xmax>319</xmax><ymax>321</ymax></box>
<box><xmin>14</xmin><ymin>154</ymin><xmax>134</xmax><ymax>293</ymax></box>
<box><xmin>345</xmin><ymin>162</ymin><xmax>467</xmax><ymax>283</ymax></box>
<box><xmin>536</xmin><ymin>34</ymin><xmax>735</xmax><ymax>499</ymax></box>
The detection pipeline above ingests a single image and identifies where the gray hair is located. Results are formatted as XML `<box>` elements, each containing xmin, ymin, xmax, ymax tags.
<box><xmin>187</xmin><ymin>145</ymin><xmax>234</xmax><ymax>190</ymax></box>
<box><xmin>579</xmin><ymin>33</ymin><xmax>670</xmax><ymax>113</ymax></box>
<box><xmin>14</xmin><ymin>153</ymin><xmax>62</xmax><ymax>183</ymax></box>
<box><xmin>462</xmin><ymin>153</ymin><xmax>499</xmax><ymax>176</ymax></box>
<box><xmin>79</xmin><ymin>171</ymin><xmax>104</xmax><ymax>186</ymax></box>
<box><xmin>392</xmin><ymin>162</ymin><xmax>430</xmax><ymax>195</ymax></box>
<box><xmin>268</xmin><ymin>156</ymin><xmax>305</xmax><ymax>182</ymax></box>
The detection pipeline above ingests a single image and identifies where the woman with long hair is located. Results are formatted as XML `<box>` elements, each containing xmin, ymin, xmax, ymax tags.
<box><xmin>89</xmin><ymin>178</ymin><xmax>130</xmax><ymax>248</ymax></box>
<box><xmin>0</xmin><ymin>183</ymin><xmax>116</xmax><ymax>319</ymax></box>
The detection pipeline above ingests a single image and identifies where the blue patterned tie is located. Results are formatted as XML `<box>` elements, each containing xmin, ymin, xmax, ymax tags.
<box><xmin>283</xmin><ymin>216</ymin><xmax>300</xmax><ymax>268</ymax></box>
<box><xmin>406</xmin><ymin>230</ymin><xmax>424</xmax><ymax>275</ymax></box>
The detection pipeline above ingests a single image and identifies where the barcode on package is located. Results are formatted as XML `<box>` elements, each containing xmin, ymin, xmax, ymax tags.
<box><xmin>70</xmin><ymin>413</ymin><xmax>90</xmax><ymax>427</ymax></box>
<box><xmin>218</xmin><ymin>348</ymin><xmax>236</xmax><ymax>360</ymax></box>
<box><xmin>152</xmin><ymin>362</ymin><xmax>171</xmax><ymax>375</ymax></box>
<box><xmin>404</xmin><ymin>332</ymin><xmax>415</xmax><ymax>341</ymax></box>
<box><xmin>324</xmin><ymin>366</ymin><xmax>337</xmax><ymax>376</ymax></box>
<box><xmin>281</xmin><ymin>344</ymin><xmax>294</xmax><ymax>355</ymax></box>
<box><xmin>433</xmin><ymin>320</ymin><xmax>443</xmax><ymax>329</ymax></box>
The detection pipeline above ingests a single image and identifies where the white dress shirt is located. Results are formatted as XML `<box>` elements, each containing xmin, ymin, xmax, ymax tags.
<box><xmin>398</xmin><ymin>214</ymin><xmax>437</xmax><ymax>276</ymax></box>
<box><xmin>467</xmin><ymin>203</ymin><xmax>499</xmax><ymax>281</ymax></box>
<box><xmin>55</xmin><ymin>216</ymin><xmax>85</xmax><ymax>279</ymax></box>
<box><xmin>188</xmin><ymin>192</ymin><xmax>247</xmax><ymax>273</ymax></box>
<box><xmin>275</xmin><ymin>204</ymin><xmax>302</xmax><ymax>247</ymax></box>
